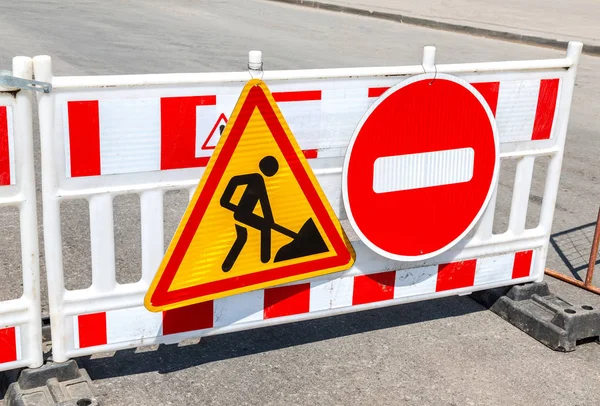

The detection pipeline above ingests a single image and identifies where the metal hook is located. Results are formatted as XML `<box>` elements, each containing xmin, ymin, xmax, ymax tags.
<box><xmin>430</xmin><ymin>64</ymin><xmax>437</xmax><ymax>85</ymax></box>
<box><xmin>420</xmin><ymin>63</ymin><xmax>437</xmax><ymax>85</ymax></box>
<box><xmin>248</xmin><ymin>62</ymin><xmax>264</xmax><ymax>82</ymax></box>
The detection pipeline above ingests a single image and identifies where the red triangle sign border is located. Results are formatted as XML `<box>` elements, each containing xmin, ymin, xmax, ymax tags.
<box><xmin>202</xmin><ymin>113</ymin><xmax>228</xmax><ymax>151</ymax></box>
<box><xmin>148</xmin><ymin>82</ymin><xmax>353</xmax><ymax>309</ymax></box>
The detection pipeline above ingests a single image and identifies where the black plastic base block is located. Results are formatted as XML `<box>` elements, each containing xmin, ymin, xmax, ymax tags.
<box><xmin>471</xmin><ymin>281</ymin><xmax>600</xmax><ymax>352</ymax></box>
<box><xmin>5</xmin><ymin>360</ymin><xmax>100</xmax><ymax>406</ymax></box>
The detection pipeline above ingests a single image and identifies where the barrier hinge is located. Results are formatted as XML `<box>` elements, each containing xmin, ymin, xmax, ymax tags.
<box><xmin>0</xmin><ymin>72</ymin><xmax>52</xmax><ymax>93</ymax></box>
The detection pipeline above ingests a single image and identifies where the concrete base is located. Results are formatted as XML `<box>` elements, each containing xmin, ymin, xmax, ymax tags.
<box><xmin>4</xmin><ymin>361</ymin><xmax>99</xmax><ymax>406</ymax></box>
<box><xmin>471</xmin><ymin>282</ymin><xmax>600</xmax><ymax>351</ymax></box>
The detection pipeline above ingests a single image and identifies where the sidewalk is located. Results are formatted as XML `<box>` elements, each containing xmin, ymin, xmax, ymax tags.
<box><xmin>274</xmin><ymin>0</ymin><xmax>600</xmax><ymax>52</ymax></box>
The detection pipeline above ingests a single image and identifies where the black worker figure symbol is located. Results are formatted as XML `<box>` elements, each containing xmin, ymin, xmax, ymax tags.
<box><xmin>219</xmin><ymin>155</ymin><xmax>329</xmax><ymax>272</ymax></box>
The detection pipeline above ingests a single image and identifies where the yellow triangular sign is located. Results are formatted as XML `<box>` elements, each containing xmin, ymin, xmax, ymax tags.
<box><xmin>145</xmin><ymin>80</ymin><xmax>355</xmax><ymax>312</ymax></box>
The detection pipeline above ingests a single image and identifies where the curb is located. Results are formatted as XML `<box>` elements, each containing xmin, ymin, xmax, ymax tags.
<box><xmin>268</xmin><ymin>0</ymin><xmax>599</xmax><ymax>56</ymax></box>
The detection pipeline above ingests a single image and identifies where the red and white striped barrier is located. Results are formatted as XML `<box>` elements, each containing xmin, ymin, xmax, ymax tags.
<box><xmin>72</xmin><ymin>250</ymin><xmax>533</xmax><ymax>350</ymax></box>
<box><xmin>0</xmin><ymin>105</ymin><xmax>16</xmax><ymax>185</ymax></box>
<box><xmin>0</xmin><ymin>57</ymin><xmax>43</xmax><ymax>372</ymax></box>
<box><xmin>35</xmin><ymin>42</ymin><xmax>582</xmax><ymax>362</ymax></box>
<box><xmin>61</xmin><ymin>78</ymin><xmax>559</xmax><ymax>178</ymax></box>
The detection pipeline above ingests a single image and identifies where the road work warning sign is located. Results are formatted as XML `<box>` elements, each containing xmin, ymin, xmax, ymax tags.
<box><xmin>145</xmin><ymin>80</ymin><xmax>355</xmax><ymax>312</ymax></box>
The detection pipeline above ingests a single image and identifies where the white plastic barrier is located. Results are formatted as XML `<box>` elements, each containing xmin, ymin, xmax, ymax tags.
<box><xmin>34</xmin><ymin>42</ymin><xmax>582</xmax><ymax>362</ymax></box>
<box><xmin>0</xmin><ymin>57</ymin><xmax>43</xmax><ymax>371</ymax></box>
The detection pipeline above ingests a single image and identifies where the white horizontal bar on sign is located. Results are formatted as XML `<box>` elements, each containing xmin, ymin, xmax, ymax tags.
<box><xmin>373</xmin><ymin>148</ymin><xmax>474</xmax><ymax>193</ymax></box>
<box><xmin>51</xmin><ymin>57</ymin><xmax>571</xmax><ymax>89</ymax></box>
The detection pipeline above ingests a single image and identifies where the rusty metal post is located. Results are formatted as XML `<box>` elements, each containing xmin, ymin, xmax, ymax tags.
<box><xmin>584</xmin><ymin>207</ymin><xmax>600</xmax><ymax>286</ymax></box>
<box><xmin>545</xmin><ymin>206</ymin><xmax>600</xmax><ymax>295</ymax></box>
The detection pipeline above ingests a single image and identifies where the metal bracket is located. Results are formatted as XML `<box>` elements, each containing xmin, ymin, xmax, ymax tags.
<box><xmin>0</xmin><ymin>72</ymin><xmax>52</xmax><ymax>93</ymax></box>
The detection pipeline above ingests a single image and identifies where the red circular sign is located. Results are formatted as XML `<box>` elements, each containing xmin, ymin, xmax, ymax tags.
<box><xmin>343</xmin><ymin>74</ymin><xmax>499</xmax><ymax>261</ymax></box>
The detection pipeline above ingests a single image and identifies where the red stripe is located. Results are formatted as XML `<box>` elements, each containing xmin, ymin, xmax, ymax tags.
<box><xmin>0</xmin><ymin>327</ymin><xmax>17</xmax><ymax>364</ymax></box>
<box><xmin>78</xmin><ymin>312</ymin><xmax>107</xmax><ymax>348</ymax></box>
<box><xmin>532</xmin><ymin>79</ymin><xmax>560</xmax><ymax>140</ymax></box>
<box><xmin>369</xmin><ymin>83</ymin><xmax>501</xmax><ymax>116</ymax></box>
<box><xmin>201</xmin><ymin>113</ymin><xmax>228</xmax><ymax>151</ymax></box>
<box><xmin>68</xmin><ymin>101</ymin><xmax>101</xmax><ymax>177</ymax></box>
<box><xmin>368</xmin><ymin>87</ymin><xmax>389</xmax><ymax>98</ymax></box>
<box><xmin>162</xmin><ymin>301</ymin><xmax>214</xmax><ymax>335</ymax></box>
<box><xmin>264</xmin><ymin>283</ymin><xmax>310</xmax><ymax>319</ymax></box>
<box><xmin>160</xmin><ymin>96</ymin><xmax>216</xmax><ymax>170</ymax></box>
<box><xmin>272</xmin><ymin>90</ymin><xmax>321</xmax><ymax>102</ymax></box>
<box><xmin>149</xmin><ymin>85</ymin><xmax>352</xmax><ymax>307</ymax></box>
<box><xmin>302</xmin><ymin>149</ymin><xmax>318</xmax><ymax>159</ymax></box>
<box><xmin>352</xmin><ymin>271</ymin><xmax>395</xmax><ymax>305</ymax></box>
<box><xmin>512</xmin><ymin>250</ymin><xmax>533</xmax><ymax>279</ymax></box>
<box><xmin>472</xmin><ymin>82</ymin><xmax>500</xmax><ymax>116</ymax></box>
<box><xmin>0</xmin><ymin>106</ymin><xmax>10</xmax><ymax>186</ymax></box>
<box><xmin>436</xmin><ymin>259</ymin><xmax>477</xmax><ymax>292</ymax></box>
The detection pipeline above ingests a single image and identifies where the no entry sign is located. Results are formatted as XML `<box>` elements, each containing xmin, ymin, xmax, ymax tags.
<box><xmin>343</xmin><ymin>73</ymin><xmax>499</xmax><ymax>261</ymax></box>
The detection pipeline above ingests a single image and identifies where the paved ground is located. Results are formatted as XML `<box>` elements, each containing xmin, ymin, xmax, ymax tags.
<box><xmin>275</xmin><ymin>0</ymin><xmax>600</xmax><ymax>48</ymax></box>
<box><xmin>0</xmin><ymin>0</ymin><xmax>599</xmax><ymax>404</ymax></box>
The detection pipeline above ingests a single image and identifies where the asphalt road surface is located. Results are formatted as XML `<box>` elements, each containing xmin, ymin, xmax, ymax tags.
<box><xmin>0</xmin><ymin>0</ymin><xmax>599</xmax><ymax>405</ymax></box>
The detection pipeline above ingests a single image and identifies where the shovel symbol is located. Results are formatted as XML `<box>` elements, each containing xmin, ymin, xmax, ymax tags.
<box><xmin>219</xmin><ymin>156</ymin><xmax>329</xmax><ymax>272</ymax></box>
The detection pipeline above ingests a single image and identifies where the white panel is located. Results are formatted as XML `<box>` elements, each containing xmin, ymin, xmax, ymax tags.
<box><xmin>72</xmin><ymin>316</ymin><xmax>80</xmax><ymax>349</ymax></box>
<box><xmin>316</xmin><ymin>147</ymin><xmax>345</xmax><ymax>158</ymax></box>
<box><xmin>373</xmin><ymin>148</ymin><xmax>474</xmax><ymax>193</ymax></box>
<box><xmin>278</xmin><ymin>100</ymin><xmax>321</xmax><ymax>150</ymax></box>
<box><xmin>106</xmin><ymin>307</ymin><xmax>162</xmax><ymax>344</ymax></box>
<box><xmin>99</xmin><ymin>98</ymin><xmax>161</xmax><ymax>174</ymax></box>
<box><xmin>5</xmin><ymin>106</ymin><xmax>15</xmax><ymax>185</ymax></box>
<box><xmin>320</xmin><ymin>87</ymin><xmax>371</xmax><ymax>149</ymax></box>
<box><xmin>217</xmin><ymin>93</ymin><xmax>240</xmax><ymax>119</ymax></box>
<box><xmin>474</xmin><ymin>252</ymin><xmax>515</xmax><ymax>285</ymax></box>
<box><xmin>394</xmin><ymin>265</ymin><xmax>438</xmax><ymax>298</ymax></box>
<box><xmin>314</xmin><ymin>172</ymin><xmax>344</xmax><ymax>218</ymax></box>
<box><xmin>495</xmin><ymin>80</ymin><xmax>540</xmax><ymax>143</ymax></box>
<box><xmin>309</xmin><ymin>276</ymin><xmax>354</xmax><ymax>312</ymax></box>
<box><xmin>62</xmin><ymin>101</ymin><xmax>72</xmax><ymax>178</ymax></box>
<box><xmin>14</xmin><ymin>326</ymin><xmax>21</xmax><ymax>360</ymax></box>
<box><xmin>213</xmin><ymin>290</ymin><xmax>264</xmax><ymax>327</ymax></box>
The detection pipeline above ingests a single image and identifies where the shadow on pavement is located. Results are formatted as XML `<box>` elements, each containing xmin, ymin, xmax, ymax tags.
<box><xmin>550</xmin><ymin>221</ymin><xmax>599</xmax><ymax>279</ymax></box>
<box><xmin>77</xmin><ymin>295</ymin><xmax>483</xmax><ymax>380</ymax></box>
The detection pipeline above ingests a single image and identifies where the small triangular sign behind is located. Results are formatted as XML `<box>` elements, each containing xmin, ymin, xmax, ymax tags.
<box><xmin>202</xmin><ymin>113</ymin><xmax>228</xmax><ymax>150</ymax></box>
<box><xmin>145</xmin><ymin>80</ymin><xmax>355</xmax><ymax>312</ymax></box>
